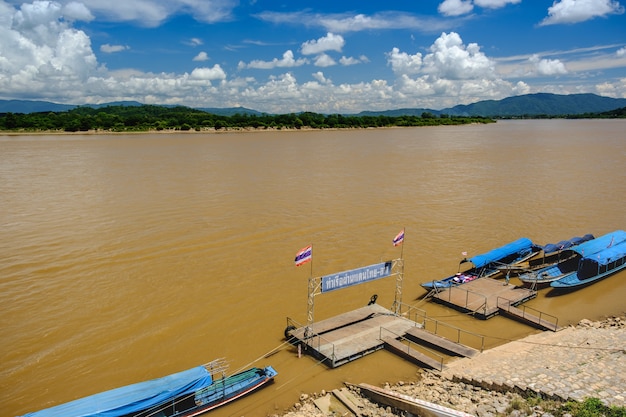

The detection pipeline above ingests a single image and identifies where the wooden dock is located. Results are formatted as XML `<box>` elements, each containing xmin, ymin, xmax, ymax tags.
<box><xmin>288</xmin><ymin>304</ymin><xmax>420</xmax><ymax>368</ymax></box>
<box><xmin>286</xmin><ymin>303</ymin><xmax>482</xmax><ymax>368</ymax></box>
<box><xmin>427</xmin><ymin>278</ymin><xmax>536</xmax><ymax>319</ymax></box>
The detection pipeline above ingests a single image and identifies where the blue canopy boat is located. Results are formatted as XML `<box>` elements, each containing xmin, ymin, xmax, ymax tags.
<box><xmin>550</xmin><ymin>237</ymin><xmax>626</xmax><ymax>290</ymax></box>
<box><xmin>20</xmin><ymin>359</ymin><xmax>277</xmax><ymax>417</ymax></box>
<box><xmin>421</xmin><ymin>237</ymin><xmax>540</xmax><ymax>290</ymax></box>
<box><xmin>497</xmin><ymin>234</ymin><xmax>595</xmax><ymax>277</ymax></box>
<box><xmin>519</xmin><ymin>230</ymin><xmax>626</xmax><ymax>289</ymax></box>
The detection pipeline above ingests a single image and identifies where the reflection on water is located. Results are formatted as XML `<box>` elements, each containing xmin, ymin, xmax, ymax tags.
<box><xmin>1</xmin><ymin>120</ymin><xmax>625</xmax><ymax>417</ymax></box>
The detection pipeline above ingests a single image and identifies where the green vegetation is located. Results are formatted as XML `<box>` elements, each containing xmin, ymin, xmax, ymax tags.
<box><xmin>0</xmin><ymin>104</ymin><xmax>494</xmax><ymax>132</ymax></box>
<box><xmin>506</xmin><ymin>397</ymin><xmax>625</xmax><ymax>417</ymax></box>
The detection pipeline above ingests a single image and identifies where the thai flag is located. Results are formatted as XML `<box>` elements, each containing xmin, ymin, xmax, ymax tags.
<box><xmin>393</xmin><ymin>229</ymin><xmax>405</xmax><ymax>246</ymax></box>
<box><xmin>295</xmin><ymin>245</ymin><xmax>312</xmax><ymax>266</ymax></box>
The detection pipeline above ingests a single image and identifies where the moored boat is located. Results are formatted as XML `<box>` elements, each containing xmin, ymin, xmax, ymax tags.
<box><xmin>421</xmin><ymin>237</ymin><xmax>541</xmax><ymax>290</ymax></box>
<box><xmin>518</xmin><ymin>230</ymin><xmax>626</xmax><ymax>289</ymax></box>
<box><xmin>20</xmin><ymin>359</ymin><xmax>277</xmax><ymax>417</ymax></box>
<box><xmin>550</xmin><ymin>239</ymin><xmax>626</xmax><ymax>290</ymax></box>
<box><xmin>497</xmin><ymin>234</ymin><xmax>595</xmax><ymax>277</ymax></box>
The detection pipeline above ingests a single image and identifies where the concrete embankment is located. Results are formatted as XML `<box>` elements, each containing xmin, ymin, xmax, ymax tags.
<box><xmin>280</xmin><ymin>315</ymin><xmax>625</xmax><ymax>417</ymax></box>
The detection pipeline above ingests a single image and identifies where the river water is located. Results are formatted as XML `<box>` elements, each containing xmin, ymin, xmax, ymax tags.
<box><xmin>1</xmin><ymin>120</ymin><xmax>625</xmax><ymax>417</ymax></box>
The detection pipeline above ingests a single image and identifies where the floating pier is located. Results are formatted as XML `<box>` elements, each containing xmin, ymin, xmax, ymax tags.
<box><xmin>286</xmin><ymin>303</ymin><xmax>480</xmax><ymax>368</ymax></box>
<box><xmin>426</xmin><ymin>277</ymin><xmax>537</xmax><ymax>320</ymax></box>
<box><xmin>287</xmin><ymin>304</ymin><xmax>419</xmax><ymax>368</ymax></box>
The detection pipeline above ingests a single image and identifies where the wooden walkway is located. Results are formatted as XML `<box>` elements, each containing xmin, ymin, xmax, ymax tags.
<box><xmin>497</xmin><ymin>303</ymin><xmax>561</xmax><ymax>331</ymax></box>
<box><xmin>403</xmin><ymin>327</ymin><xmax>479</xmax><ymax>357</ymax></box>
<box><xmin>427</xmin><ymin>278</ymin><xmax>536</xmax><ymax>319</ymax></box>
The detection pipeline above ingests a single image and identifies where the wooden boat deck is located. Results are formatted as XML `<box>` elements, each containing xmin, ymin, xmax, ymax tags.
<box><xmin>427</xmin><ymin>278</ymin><xmax>536</xmax><ymax>319</ymax></box>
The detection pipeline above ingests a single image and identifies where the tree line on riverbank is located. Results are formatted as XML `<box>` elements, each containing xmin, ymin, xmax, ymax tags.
<box><xmin>0</xmin><ymin>104</ymin><xmax>494</xmax><ymax>132</ymax></box>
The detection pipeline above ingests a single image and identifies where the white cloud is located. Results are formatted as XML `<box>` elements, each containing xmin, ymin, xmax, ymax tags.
<box><xmin>438</xmin><ymin>0</ymin><xmax>474</xmax><ymax>17</ymax></box>
<box><xmin>529</xmin><ymin>55</ymin><xmax>568</xmax><ymax>76</ymax></box>
<box><xmin>540</xmin><ymin>0</ymin><xmax>624</xmax><ymax>25</ymax></box>
<box><xmin>256</xmin><ymin>11</ymin><xmax>451</xmax><ymax>34</ymax></box>
<box><xmin>239</xmin><ymin>50</ymin><xmax>308</xmax><ymax>70</ymax></box>
<box><xmin>474</xmin><ymin>0</ymin><xmax>521</xmax><ymax>8</ymax></box>
<box><xmin>422</xmin><ymin>32</ymin><xmax>496</xmax><ymax>80</ymax></box>
<box><xmin>313</xmin><ymin>53</ymin><xmax>336</xmax><ymax>67</ymax></box>
<box><xmin>100</xmin><ymin>43</ymin><xmax>128</xmax><ymax>53</ymax></box>
<box><xmin>301</xmin><ymin>33</ymin><xmax>344</xmax><ymax>55</ymax></box>
<box><xmin>190</xmin><ymin>65</ymin><xmax>226</xmax><ymax>80</ymax></box>
<box><xmin>32</xmin><ymin>0</ymin><xmax>239</xmax><ymax>27</ymax></box>
<box><xmin>618</xmin><ymin>47</ymin><xmax>626</xmax><ymax>57</ymax></box>
<box><xmin>339</xmin><ymin>55</ymin><xmax>367</xmax><ymax>66</ymax></box>
<box><xmin>387</xmin><ymin>47</ymin><xmax>423</xmax><ymax>75</ymax></box>
<box><xmin>312</xmin><ymin>71</ymin><xmax>330</xmax><ymax>84</ymax></box>
<box><xmin>189</xmin><ymin>38</ymin><xmax>203</xmax><ymax>46</ymax></box>
<box><xmin>63</xmin><ymin>2</ymin><xmax>94</xmax><ymax>21</ymax></box>
<box><xmin>193</xmin><ymin>51</ymin><xmax>209</xmax><ymax>61</ymax></box>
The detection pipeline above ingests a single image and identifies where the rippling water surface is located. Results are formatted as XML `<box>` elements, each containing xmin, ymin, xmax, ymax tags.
<box><xmin>1</xmin><ymin>120</ymin><xmax>625</xmax><ymax>417</ymax></box>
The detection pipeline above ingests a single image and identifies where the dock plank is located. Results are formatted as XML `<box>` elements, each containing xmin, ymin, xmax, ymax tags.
<box><xmin>382</xmin><ymin>337</ymin><xmax>443</xmax><ymax>370</ymax></box>
<box><xmin>498</xmin><ymin>304</ymin><xmax>561</xmax><ymax>332</ymax></box>
<box><xmin>404</xmin><ymin>327</ymin><xmax>479</xmax><ymax>357</ymax></box>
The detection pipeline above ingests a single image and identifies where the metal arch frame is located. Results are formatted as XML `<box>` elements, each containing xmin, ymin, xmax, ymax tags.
<box><xmin>305</xmin><ymin>257</ymin><xmax>404</xmax><ymax>338</ymax></box>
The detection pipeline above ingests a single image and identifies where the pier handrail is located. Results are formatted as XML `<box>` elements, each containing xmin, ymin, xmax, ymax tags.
<box><xmin>393</xmin><ymin>301</ymin><xmax>427</xmax><ymax>324</ymax></box>
<box><xmin>496</xmin><ymin>297</ymin><xmax>559</xmax><ymax>331</ymax></box>
<box><xmin>410</xmin><ymin>310</ymin><xmax>485</xmax><ymax>352</ymax></box>
<box><xmin>379</xmin><ymin>327</ymin><xmax>445</xmax><ymax>371</ymax></box>
<box><xmin>285</xmin><ymin>316</ymin><xmax>337</xmax><ymax>366</ymax></box>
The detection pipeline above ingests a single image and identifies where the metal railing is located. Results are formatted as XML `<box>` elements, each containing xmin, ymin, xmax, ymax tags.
<box><xmin>496</xmin><ymin>297</ymin><xmax>559</xmax><ymax>331</ymax></box>
<box><xmin>410</xmin><ymin>310</ymin><xmax>486</xmax><ymax>352</ymax></box>
<box><xmin>379</xmin><ymin>327</ymin><xmax>445</xmax><ymax>371</ymax></box>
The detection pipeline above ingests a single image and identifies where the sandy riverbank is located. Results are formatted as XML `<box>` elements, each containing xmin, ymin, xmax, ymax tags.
<box><xmin>279</xmin><ymin>315</ymin><xmax>625</xmax><ymax>417</ymax></box>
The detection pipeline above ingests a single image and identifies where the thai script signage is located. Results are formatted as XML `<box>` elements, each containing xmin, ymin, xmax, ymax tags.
<box><xmin>321</xmin><ymin>261</ymin><xmax>393</xmax><ymax>293</ymax></box>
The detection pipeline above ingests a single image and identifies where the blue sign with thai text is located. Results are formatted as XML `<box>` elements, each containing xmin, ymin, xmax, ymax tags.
<box><xmin>321</xmin><ymin>261</ymin><xmax>393</xmax><ymax>293</ymax></box>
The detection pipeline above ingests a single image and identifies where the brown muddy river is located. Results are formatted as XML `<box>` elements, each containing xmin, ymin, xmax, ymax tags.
<box><xmin>1</xmin><ymin>120</ymin><xmax>625</xmax><ymax>417</ymax></box>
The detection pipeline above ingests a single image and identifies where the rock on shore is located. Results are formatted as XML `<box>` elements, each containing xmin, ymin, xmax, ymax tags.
<box><xmin>279</xmin><ymin>315</ymin><xmax>625</xmax><ymax>417</ymax></box>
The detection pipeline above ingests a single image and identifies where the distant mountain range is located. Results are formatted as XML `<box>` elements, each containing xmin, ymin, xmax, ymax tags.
<box><xmin>1</xmin><ymin>93</ymin><xmax>625</xmax><ymax>117</ymax></box>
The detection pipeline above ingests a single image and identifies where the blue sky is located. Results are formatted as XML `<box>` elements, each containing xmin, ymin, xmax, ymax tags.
<box><xmin>1</xmin><ymin>0</ymin><xmax>625</xmax><ymax>113</ymax></box>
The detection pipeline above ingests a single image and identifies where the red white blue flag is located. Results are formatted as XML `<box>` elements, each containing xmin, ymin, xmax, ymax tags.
<box><xmin>295</xmin><ymin>245</ymin><xmax>312</xmax><ymax>266</ymax></box>
<box><xmin>393</xmin><ymin>229</ymin><xmax>405</xmax><ymax>246</ymax></box>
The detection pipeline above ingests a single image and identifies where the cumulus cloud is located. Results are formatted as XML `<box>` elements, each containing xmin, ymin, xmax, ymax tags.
<box><xmin>422</xmin><ymin>32</ymin><xmax>496</xmax><ymax>80</ymax></box>
<box><xmin>100</xmin><ymin>43</ymin><xmax>128</xmax><ymax>53</ymax></box>
<box><xmin>529</xmin><ymin>55</ymin><xmax>568</xmax><ymax>76</ymax></box>
<box><xmin>190</xmin><ymin>65</ymin><xmax>226</xmax><ymax>80</ymax></box>
<box><xmin>339</xmin><ymin>55</ymin><xmax>368</xmax><ymax>66</ymax></box>
<box><xmin>63</xmin><ymin>1</ymin><xmax>94</xmax><ymax>21</ymax></box>
<box><xmin>438</xmin><ymin>0</ymin><xmax>474</xmax><ymax>16</ymax></box>
<box><xmin>238</xmin><ymin>50</ymin><xmax>308</xmax><ymax>70</ymax></box>
<box><xmin>387</xmin><ymin>47</ymin><xmax>423</xmax><ymax>75</ymax></box>
<box><xmin>193</xmin><ymin>51</ymin><xmax>209</xmax><ymax>61</ymax></box>
<box><xmin>540</xmin><ymin>0</ymin><xmax>624</xmax><ymax>25</ymax></box>
<box><xmin>301</xmin><ymin>33</ymin><xmax>345</xmax><ymax>55</ymax></box>
<box><xmin>313</xmin><ymin>53</ymin><xmax>336</xmax><ymax>67</ymax></box>
<box><xmin>438</xmin><ymin>0</ymin><xmax>522</xmax><ymax>16</ymax></box>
